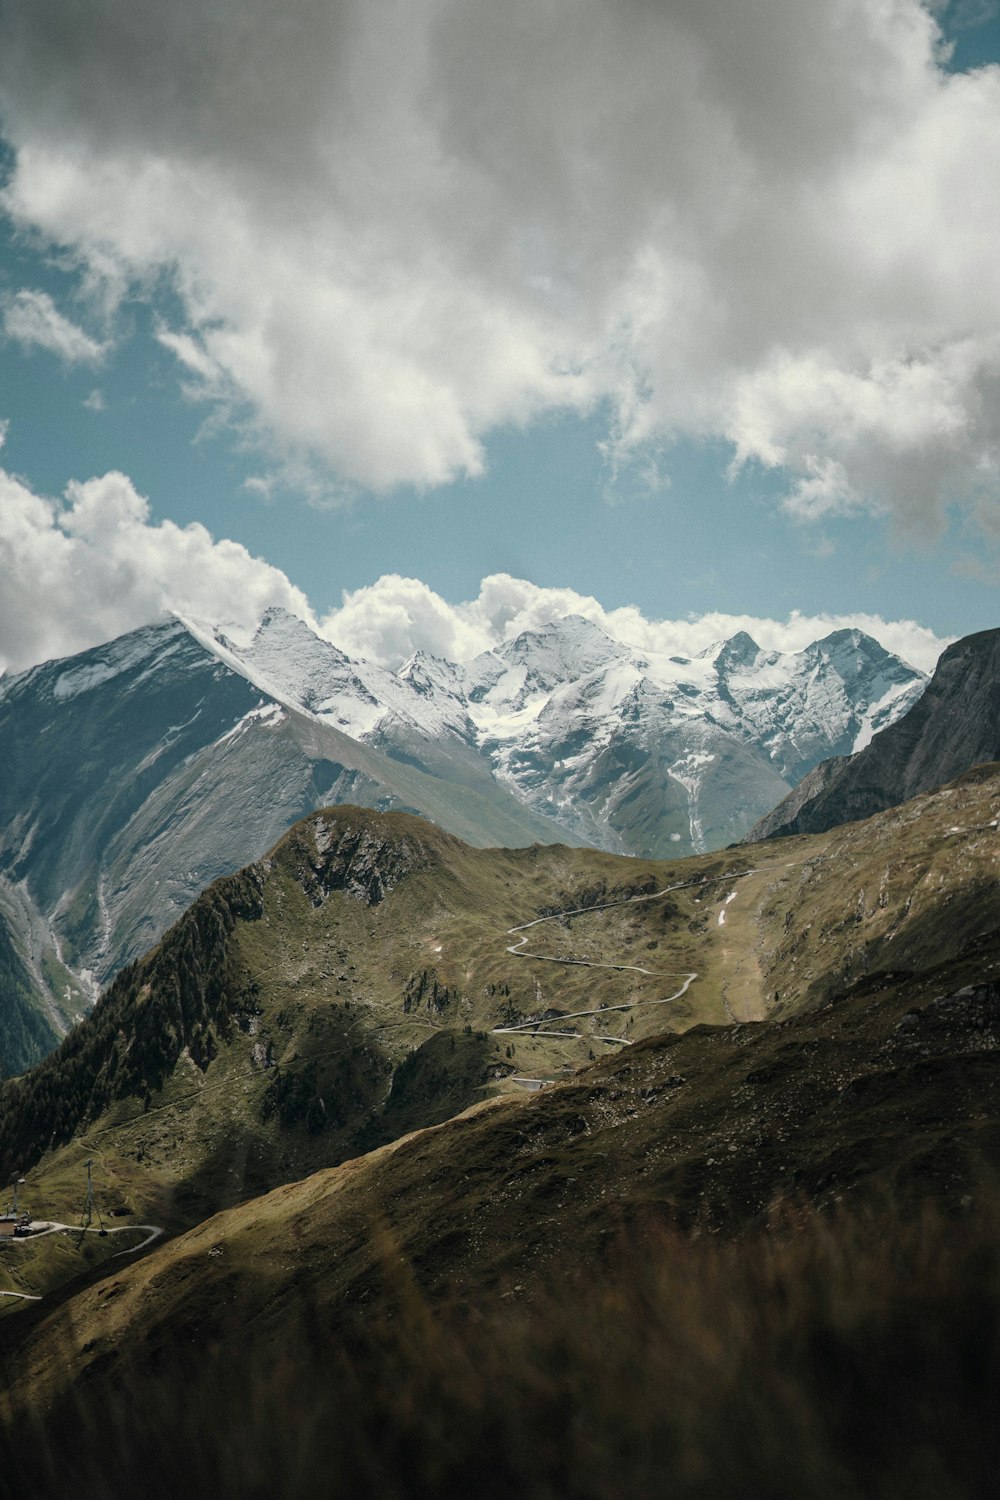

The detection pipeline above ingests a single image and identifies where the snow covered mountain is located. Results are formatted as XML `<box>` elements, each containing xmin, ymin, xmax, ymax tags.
<box><xmin>199</xmin><ymin>606</ymin><xmax>929</xmax><ymax>858</ymax></box>
<box><xmin>457</xmin><ymin>617</ymin><xmax>925</xmax><ymax>854</ymax></box>
<box><xmin>199</xmin><ymin>607</ymin><xmax>924</xmax><ymax>858</ymax></box>
<box><xmin>0</xmin><ymin>604</ymin><xmax>925</xmax><ymax>1068</ymax></box>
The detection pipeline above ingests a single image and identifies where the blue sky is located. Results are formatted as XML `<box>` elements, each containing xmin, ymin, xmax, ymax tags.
<box><xmin>0</xmin><ymin>1</ymin><xmax>999</xmax><ymax>672</ymax></box>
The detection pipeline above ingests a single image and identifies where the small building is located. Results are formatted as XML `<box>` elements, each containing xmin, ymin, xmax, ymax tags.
<box><xmin>0</xmin><ymin>1214</ymin><xmax>17</xmax><ymax>1239</ymax></box>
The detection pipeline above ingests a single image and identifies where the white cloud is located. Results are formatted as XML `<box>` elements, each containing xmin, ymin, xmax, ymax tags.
<box><xmin>0</xmin><ymin>455</ymin><xmax>947</xmax><ymax>677</ymax></box>
<box><xmin>0</xmin><ymin>1</ymin><xmax>998</xmax><ymax>530</ymax></box>
<box><xmin>320</xmin><ymin>571</ymin><xmax>948</xmax><ymax>674</ymax></box>
<box><xmin>321</xmin><ymin>575</ymin><xmax>493</xmax><ymax>666</ymax></box>
<box><xmin>2</xmin><ymin>288</ymin><xmax>108</xmax><ymax>365</ymax></box>
<box><xmin>0</xmin><ymin>465</ymin><xmax>313</xmax><ymax>675</ymax></box>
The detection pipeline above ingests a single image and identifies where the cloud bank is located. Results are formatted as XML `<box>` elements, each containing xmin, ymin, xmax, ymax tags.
<box><xmin>0</xmin><ymin>1</ymin><xmax>998</xmax><ymax>530</ymax></box>
<box><xmin>0</xmin><ymin>459</ymin><xmax>313</xmax><ymax>675</ymax></box>
<box><xmin>0</xmin><ymin>462</ymin><xmax>946</xmax><ymax>678</ymax></box>
<box><xmin>319</xmin><ymin>573</ymin><xmax>948</xmax><ymax>675</ymax></box>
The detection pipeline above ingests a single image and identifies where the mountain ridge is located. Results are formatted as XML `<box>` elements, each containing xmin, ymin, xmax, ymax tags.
<box><xmin>204</xmin><ymin>605</ymin><xmax>927</xmax><ymax>856</ymax></box>
<box><xmin>747</xmin><ymin>626</ymin><xmax>1000</xmax><ymax>841</ymax></box>
<box><xmin>0</xmin><ymin>619</ymin><xmax>572</xmax><ymax>1069</ymax></box>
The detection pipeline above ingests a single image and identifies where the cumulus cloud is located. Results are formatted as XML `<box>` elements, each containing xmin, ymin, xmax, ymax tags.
<box><xmin>320</xmin><ymin>572</ymin><xmax>948</xmax><ymax>674</ymax></box>
<box><xmin>2</xmin><ymin>288</ymin><xmax>107</xmax><ymax>364</ymax></box>
<box><xmin>322</xmin><ymin>575</ymin><xmax>492</xmax><ymax>666</ymax></box>
<box><xmin>0</xmin><ymin>462</ymin><xmax>313</xmax><ymax>675</ymax></box>
<box><xmin>0</xmin><ymin>449</ymin><xmax>946</xmax><ymax>676</ymax></box>
<box><xmin>0</xmin><ymin>1</ymin><xmax>997</xmax><ymax>530</ymax></box>
<box><xmin>0</xmin><ymin>441</ymin><xmax>947</xmax><ymax>678</ymax></box>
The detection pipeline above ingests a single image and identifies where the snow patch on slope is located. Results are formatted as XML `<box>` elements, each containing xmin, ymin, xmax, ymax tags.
<box><xmin>667</xmin><ymin>751</ymin><xmax>716</xmax><ymax>854</ymax></box>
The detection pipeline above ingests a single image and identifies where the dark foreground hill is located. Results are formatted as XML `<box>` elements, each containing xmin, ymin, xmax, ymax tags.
<box><xmin>748</xmin><ymin>626</ymin><xmax>1000</xmax><ymax>841</ymax></box>
<box><xmin>4</xmin><ymin>1196</ymin><xmax>999</xmax><ymax>1500</ymax></box>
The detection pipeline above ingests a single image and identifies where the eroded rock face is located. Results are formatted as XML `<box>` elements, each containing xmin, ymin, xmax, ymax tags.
<box><xmin>272</xmin><ymin>810</ymin><xmax>439</xmax><ymax>907</ymax></box>
<box><xmin>747</xmin><ymin>628</ymin><xmax>1000</xmax><ymax>842</ymax></box>
<box><xmin>308</xmin><ymin>818</ymin><xmax>420</xmax><ymax>906</ymax></box>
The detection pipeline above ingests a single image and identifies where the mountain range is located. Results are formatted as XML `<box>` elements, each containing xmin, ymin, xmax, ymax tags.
<box><xmin>213</xmin><ymin>606</ymin><xmax>926</xmax><ymax>857</ymax></box>
<box><xmin>0</xmin><ymin>607</ymin><xmax>926</xmax><ymax>1069</ymax></box>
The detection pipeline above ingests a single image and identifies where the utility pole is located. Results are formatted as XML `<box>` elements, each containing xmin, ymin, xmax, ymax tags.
<box><xmin>6</xmin><ymin>1173</ymin><xmax>24</xmax><ymax>1216</ymax></box>
<box><xmin>82</xmin><ymin>1159</ymin><xmax>95</xmax><ymax>1230</ymax></box>
<box><xmin>77</xmin><ymin>1158</ymin><xmax>108</xmax><ymax>1242</ymax></box>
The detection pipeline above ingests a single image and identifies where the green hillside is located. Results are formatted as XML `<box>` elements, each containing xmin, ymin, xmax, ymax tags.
<box><xmin>0</xmin><ymin>804</ymin><xmax>756</xmax><ymax>1248</ymax></box>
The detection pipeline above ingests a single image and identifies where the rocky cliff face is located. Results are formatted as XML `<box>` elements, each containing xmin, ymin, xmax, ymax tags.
<box><xmin>272</xmin><ymin>809</ymin><xmax>444</xmax><ymax>908</ymax></box>
<box><xmin>746</xmin><ymin>628</ymin><xmax>1000</xmax><ymax>841</ymax></box>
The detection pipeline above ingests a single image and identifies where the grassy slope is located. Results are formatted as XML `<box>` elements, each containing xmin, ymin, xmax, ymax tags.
<box><xmin>3</xmin><ymin>766</ymin><xmax>999</xmax><ymax>1382</ymax></box>
<box><xmin>4</xmin><ymin>1196</ymin><xmax>999</xmax><ymax>1500</ymax></box>
<box><xmin>0</xmin><ymin>806</ymin><xmax>752</xmax><ymax>1278</ymax></box>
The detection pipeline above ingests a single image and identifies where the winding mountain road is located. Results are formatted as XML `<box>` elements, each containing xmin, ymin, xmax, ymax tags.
<box><xmin>12</xmin><ymin>1221</ymin><xmax>164</xmax><ymax>1256</ymax></box>
<box><xmin>494</xmin><ymin>868</ymin><xmax>757</xmax><ymax>1044</ymax></box>
<box><xmin>1</xmin><ymin>1221</ymin><xmax>165</xmax><ymax>1308</ymax></box>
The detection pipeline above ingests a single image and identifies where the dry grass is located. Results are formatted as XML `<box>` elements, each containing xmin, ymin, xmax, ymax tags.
<box><xmin>3</xmin><ymin>1190</ymin><xmax>999</xmax><ymax>1500</ymax></box>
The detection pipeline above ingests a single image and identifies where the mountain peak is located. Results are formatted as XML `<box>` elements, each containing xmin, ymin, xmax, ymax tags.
<box><xmin>32</xmin><ymin>616</ymin><xmax>196</xmax><ymax>704</ymax></box>
<box><xmin>252</xmin><ymin>605</ymin><xmax>339</xmax><ymax>654</ymax></box>
<box><xmin>503</xmin><ymin>613</ymin><xmax>616</xmax><ymax>650</ymax></box>
<box><xmin>813</xmin><ymin>626</ymin><xmax>884</xmax><ymax>658</ymax></box>
<box><xmin>235</xmin><ymin>607</ymin><xmax>353</xmax><ymax>687</ymax></box>
<box><xmin>714</xmin><ymin>631</ymin><xmax>761</xmax><ymax>670</ymax></box>
<box><xmin>497</xmin><ymin>614</ymin><xmax>626</xmax><ymax>682</ymax></box>
<box><xmin>747</xmin><ymin>626</ymin><xmax>1000</xmax><ymax>842</ymax></box>
<box><xmin>805</xmin><ymin>628</ymin><xmax>921</xmax><ymax>685</ymax></box>
<box><xmin>396</xmin><ymin>649</ymin><xmax>469</xmax><ymax>705</ymax></box>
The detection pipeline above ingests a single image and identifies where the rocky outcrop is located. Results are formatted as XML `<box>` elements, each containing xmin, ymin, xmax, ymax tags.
<box><xmin>282</xmin><ymin>809</ymin><xmax>443</xmax><ymax>907</ymax></box>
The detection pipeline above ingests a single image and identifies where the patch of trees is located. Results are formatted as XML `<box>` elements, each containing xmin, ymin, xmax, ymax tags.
<box><xmin>0</xmin><ymin>865</ymin><xmax>265</xmax><ymax>1179</ymax></box>
<box><xmin>403</xmin><ymin>969</ymin><xmax>455</xmax><ymax>1014</ymax></box>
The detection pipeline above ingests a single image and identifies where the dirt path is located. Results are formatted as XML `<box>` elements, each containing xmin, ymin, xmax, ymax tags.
<box><xmin>8</xmin><ymin>1220</ymin><xmax>163</xmax><ymax>1257</ymax></box>
<box><xmin>712</xmin><ymin>868</ymin><xmax>776</xmax><ymax>1023</ymax></box>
